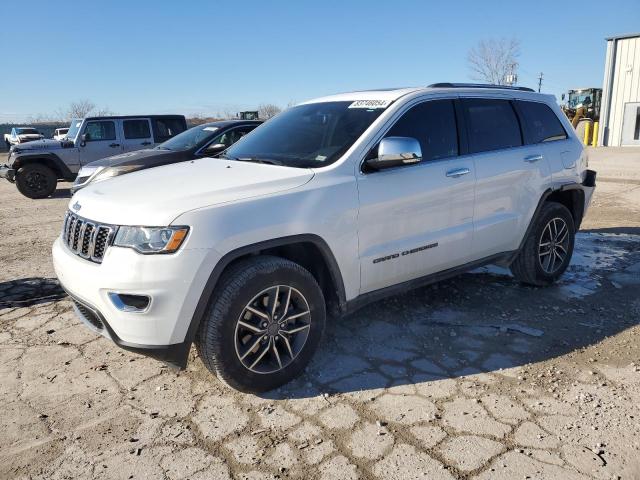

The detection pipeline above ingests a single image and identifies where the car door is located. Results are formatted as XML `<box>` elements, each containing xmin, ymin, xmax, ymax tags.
<box><xmin>460</xmin><ymin>97</ymin><xmax>552</xmax><ymax>259</ymax></box>
<box><xmin>514</xmin><ymin>99</ymin><xmax>574</xmax><ymax>184</ymax></box>
<box><xmin>80</xmin><ymin>119</ymin><xmax>122</xmax><ymax>164</ymax></box>
<box><xmin>356</xmin><ymin>98</ymin><xmax>476</xmax><ymax>294</ymax></box>
<box><xmin>120</xmin><ymin>118</ymin><xmax>153</xmax><ymax>152</ymax></box>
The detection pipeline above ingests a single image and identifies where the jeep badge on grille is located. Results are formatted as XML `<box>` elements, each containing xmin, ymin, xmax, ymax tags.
<box><xmin>72</xmin><ymin>202</ymin><xmax>81</xmax><ymax>211</ymax></box>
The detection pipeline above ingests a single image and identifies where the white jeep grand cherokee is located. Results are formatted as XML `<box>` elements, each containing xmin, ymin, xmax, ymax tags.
<box><xmin>53</xmin><ymin>84</ymin><xmax>596</xmax><ymax>393</ymax></box>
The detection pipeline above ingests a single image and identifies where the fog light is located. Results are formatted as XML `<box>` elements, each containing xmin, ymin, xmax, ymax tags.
<box><xmin>108</xmin><ymin>292</ymin><xmax>150</xmax><ymax>312</ymax></box>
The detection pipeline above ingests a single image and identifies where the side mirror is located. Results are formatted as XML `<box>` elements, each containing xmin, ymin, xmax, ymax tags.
<box><xmin>80</xmin><ymin>133</ymin><xmax>89</xmax><ymax>147</ymax></box>
<box><xmin>204</xmin><ymin>143</ymin><xmax>226</xmax><ymax>155</ymax></box>
<box><xmin>365</xmin><ymin>137</ymin><xmax>422</xmax><ymax>171</ymax></box>
<box><xmin>561</xmin><ymin>93</ymin><xmax>565</xmax><ymax>101</ymax></box>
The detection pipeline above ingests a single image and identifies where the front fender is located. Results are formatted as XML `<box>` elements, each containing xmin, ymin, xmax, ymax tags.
<box><xmin>12</xmin><ymin>152</ymin><xmax>76</xmax><ymax>180</ymax></box>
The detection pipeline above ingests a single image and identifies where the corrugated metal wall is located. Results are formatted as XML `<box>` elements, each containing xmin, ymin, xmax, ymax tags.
<box><xmin>600</xmin><ymin>35</ymin><xmax>640</xmax><ymax>146</ymax></box>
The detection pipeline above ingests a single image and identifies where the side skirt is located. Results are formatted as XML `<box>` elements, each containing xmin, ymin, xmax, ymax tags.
<box><xmin>344</xmin><ymin>251</ymin><xmax>517</xmax><ymax>315</ymax></box>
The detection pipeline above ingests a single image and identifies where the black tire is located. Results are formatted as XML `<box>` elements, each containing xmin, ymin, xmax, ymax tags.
<box><xmin>15</xmin><ymin>163</ymin><xmax>57</xmax><ymax>199</ymax></box>
<box><xmin>196</xmin><ymin>255</ymin><xmax>326</xmax><ymax>393</ymax></box>
<box><xmin>510</xmin><ymin>201</ymin><xmax>575</xmax><ymax>286</ymax></box>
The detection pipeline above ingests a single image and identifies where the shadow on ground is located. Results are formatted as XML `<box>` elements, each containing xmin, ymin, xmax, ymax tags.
<box><xmin>0</xmin><ymin>277</ymin><xmax>66</xmax><ymax>308</ymax></box>
<box><xmin>260</xmin><ymin>231</ymin><xmax>640</xmax><ymax>400</ymax></box>
<box><xmin>51</xmin><ymin>187</ymin><xmax>72</xmax><ymax>199</ymax></box>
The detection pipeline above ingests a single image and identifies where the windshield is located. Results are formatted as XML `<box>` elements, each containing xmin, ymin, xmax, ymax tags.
<box><xmin>158</xmin><ymin>124</ymin><xmax>220</xmax><ymax>151</ymax></box>
<box><xmin>224</xmin><ymin>101</ymin><xmax>388</xmax><ymax>167</ymax></box>
<box><xmin>567</xmin><ymin>91</ymin><xmax>594</xmax><ymax>108</ymax></box>
<box><xmin>17</xmin><ymin>128</ymin><xmax>38</xmax><ymax>135</ymax></box>
<box><xmin>66</xmin><ymin>119</ymin><xmax>83</xmax><ymax>141</ymax></box>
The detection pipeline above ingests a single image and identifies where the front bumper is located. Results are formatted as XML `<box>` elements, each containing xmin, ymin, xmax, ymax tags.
<box><xmin>582</xmin><ymin>169</ymin><xmax>596</xmax><ymax>212</ymax></box>
<box><xmin>0</xmin><ymin>164</ymin><xmax>15</xmax><ymax>182</ymax></box>
<box><xmin>67</xmin><ymin>291</ymin><xmax>191</xmax><ymax>368</ymax></box>
<box><xmin>52</xmin><ymin>236</ymin><xmax>217</xmax><ymax>366</ymax></box>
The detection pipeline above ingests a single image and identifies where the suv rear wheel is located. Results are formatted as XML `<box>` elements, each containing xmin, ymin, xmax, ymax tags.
<box><xmin>510</xmin><ymin>202</ymin><xmax>575</xmax><ymax>286</ymax></box>
<box><xmin>196</xmin><ymin>256</ymin><xmax>326</xmax><ymax>393</ymax></box>
<box><xmin>16</xmin><ymin>163</ymin><xmax>57</xmax><ymax>199</ymax></box>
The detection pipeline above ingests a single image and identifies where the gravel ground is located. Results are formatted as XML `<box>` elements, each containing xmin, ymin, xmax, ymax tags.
<box><xmin>1</xmin><ymin>149</ymin><xmax>639</xmax><ymax>479</ymax></box>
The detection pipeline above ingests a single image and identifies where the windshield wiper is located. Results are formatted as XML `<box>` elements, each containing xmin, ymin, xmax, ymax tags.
<box><xmin>234</xmin><ymin>157</ymin><xmax>283</xmax><ymax>166</ymax></box>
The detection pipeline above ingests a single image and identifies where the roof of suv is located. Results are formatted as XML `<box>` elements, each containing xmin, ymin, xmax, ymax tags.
<box><xmin>82</xmin><ymin>115</ymin><xmax>186</xmax><ymax>121</ymax></box>
<box><xmin>304</xmin><ymin>84</ymin><xmax>541</xmax><ymax>105</ymax></box>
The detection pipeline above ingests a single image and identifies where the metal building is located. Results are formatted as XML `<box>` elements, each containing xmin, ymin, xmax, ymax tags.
<box><xmin>599</xmin><ymin>33</ymin><xmax>640</xmax><ymax>146</ymax></box>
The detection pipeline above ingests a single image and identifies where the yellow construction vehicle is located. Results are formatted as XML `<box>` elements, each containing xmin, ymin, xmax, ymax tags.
<box><xmin>561</xmin><ymin>88</ymin><xmax>602</xmax><ymax>145</ymax></box>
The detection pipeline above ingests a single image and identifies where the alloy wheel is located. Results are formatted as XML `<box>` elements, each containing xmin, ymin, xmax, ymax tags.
<box><xmin>234</xmin><ymin>285</ymin><xmax>311</xmax><ymax>374</ymax></box>
<box><xmin>538</xmin><ymin>217</ymin><xmax>570</xmax><ymax>274</ymax></box>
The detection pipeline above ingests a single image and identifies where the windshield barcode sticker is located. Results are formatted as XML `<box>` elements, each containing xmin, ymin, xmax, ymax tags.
<box><xmin>348</xmin><ymin>99</ymin><xmax>393</xmax><ymax>109</ymax></box>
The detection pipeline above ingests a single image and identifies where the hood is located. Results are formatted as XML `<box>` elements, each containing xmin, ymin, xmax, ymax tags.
<box><xmin>12</xmin><ymin>138</ymin><xmax>69</xmax><ymax>152</ymax></box>
<box><xmin>18</xmin><ymin>134</ymin><xmax>43</xmax><ymax>139</ymax></box>
<box><xmin>70</xmin><ymin>158</ymin><xmax>314</xmax><ymax>225</ymax></box>
<box><xmin>86</xmin><ymin>148</ymin><xmax>180</xmax><ymax>168</ymax></box>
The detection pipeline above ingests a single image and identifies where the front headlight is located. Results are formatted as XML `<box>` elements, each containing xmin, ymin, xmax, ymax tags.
<box><xmin>91</xmin><ymin>165</ymin><xmax>141</xmax><ymax>183</ymax></box>
<box><xmin>113</xmin><ymin>226</ymin><xmax>189</xmax><ymax>254</ymax></box>
<box><xmin>75</xmin><ymin>166</ymin><xmax>103</xmax><ymax>185</ymax></box>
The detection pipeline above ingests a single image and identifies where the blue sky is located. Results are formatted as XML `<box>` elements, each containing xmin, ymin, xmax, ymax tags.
<box><xmin>1</xmin><ymin>0</ymin><xmax>638</xmax><ymax>122</ymax></box>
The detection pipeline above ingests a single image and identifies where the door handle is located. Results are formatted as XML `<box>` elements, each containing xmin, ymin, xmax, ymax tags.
<box><xmin>141</xmin><ymin>141</ymin><xmax>152</xmax><ymax>146</ymax></box>
<box><xmin>446</xmin><ymin>167</ymin><xmax>470</xmax><ymax>178</ymax></box>
<box><xmin>109</xmin><ymin>143</ymin><xmax>120</xmax><ymax>148</ymax></box>
<box><xmin>524</xmin><ymin>154</ymin><xmax>544</xmax><ymax>163</ymax></box>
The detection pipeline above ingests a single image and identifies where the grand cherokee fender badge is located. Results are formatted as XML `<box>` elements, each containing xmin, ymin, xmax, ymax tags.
<box><xmin>72</xmin><ymin>202</ymin><xmax>81</xmax><ymax>211</ymax></box>
<box><xmin>373</xmin><ymin>242</ymin><xmax>438</xmax><ymax>264</ymax></box>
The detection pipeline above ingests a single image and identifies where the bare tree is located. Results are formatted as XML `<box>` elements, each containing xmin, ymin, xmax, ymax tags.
<box><xmin>258</xmin><ymin>103</ymin><xmax>282</xmax><ymax>119</ymax></box>
<box><xmin>59</xmin><ymin>99</ymin><xmax>113</xmax><ymax>120</ymax></box>
<box><xmin>467</xmin><ymin>38</ymin><xmax>520</xmax><ymax>85</ymax></box>
<box><xmin>92</xmin><ymin>106</ymin><xmax>114</xmax><ymax>116</ymax></box>
<box><xmin>67</xmin><ymin>99</ymin><xmax>97</xmax><ymax>119</ymax></box>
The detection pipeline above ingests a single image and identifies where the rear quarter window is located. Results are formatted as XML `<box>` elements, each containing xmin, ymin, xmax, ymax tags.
<box><xmin>123</xmin><ymin>119</ymin><xmax>151</xmax><ymax>139</ymax></box>
<box><xmin>515</xmin><ymin>100</ymin><xmax>567</xmax><ymax>144</ymax></box>
<box><xmin>461</xmin><ymin>98</ymin><xmax>522</xmax><ymax>154</ymax></box>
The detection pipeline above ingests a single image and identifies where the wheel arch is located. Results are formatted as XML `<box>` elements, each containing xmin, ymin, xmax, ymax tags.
<box><xmin>547</xmin><ymin>185</ymin><xmax>585</xmax><ymax>231</ymax></box>
<box><xmin>510</xmin><ymin>182</ymin><xmax>586</xmax><ymax>264</ymax></box>
<box><xmin>13</xmin><ymin>154</ymin><xmax>75</xmax><ymax>181</ymax></box>
<box><xmin>184</xmin><ymin>234</ymin><xmax>347</xmax><ymax>344</ymax></box>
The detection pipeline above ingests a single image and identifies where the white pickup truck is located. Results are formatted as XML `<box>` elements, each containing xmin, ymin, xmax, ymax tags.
<box><xmin>4</xmin><ymin>127</ymin><xmax>44</xmax><ymax>148</ymax></box>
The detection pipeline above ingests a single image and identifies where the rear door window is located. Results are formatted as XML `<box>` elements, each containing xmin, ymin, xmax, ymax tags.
<box><xmin>461</xmin><ymin>98</ymin><xmax>522</xmax><ymax>153</ymax></box>
<box><xmin>123</xmin><ymin>119</ymin><xmax>151</xmax><ymax>139</ymax></box>
<box><xmin>385</xmin><ymin>99</ymin><xmax>458</xmax><ymax>161</ymax></box>
<box><xmin>515</xmin><ymin>101</ymin><xmax>567</xmax><ymax>144</ymax></box>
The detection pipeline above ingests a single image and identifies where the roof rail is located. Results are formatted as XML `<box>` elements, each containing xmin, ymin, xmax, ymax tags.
<box><xmin>428</xmin><ymin>83</ymin><xmax>535</xmax><ymax>93</ymax></box>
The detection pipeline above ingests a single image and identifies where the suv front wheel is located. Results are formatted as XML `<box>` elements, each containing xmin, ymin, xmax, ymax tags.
<box><xmin>15</xmin><ymin>163</ymin><xmax>58</xmax><ymax>199</ymax></box>
<box><xmin>196</xmin><ymin>256</ymin><xmax>326</xmax><ymax>393</ymax></box>
<box><xmin>510</xmin><ymin>201</ymin><xmax>575</xmax><ymax>286</ymax></box>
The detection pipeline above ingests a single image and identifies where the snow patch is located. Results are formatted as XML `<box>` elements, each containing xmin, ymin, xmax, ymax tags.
<box><xmin>472</xmin><ymin>233</ymin><xmax>639</xmax><ymax>299</ymax></box>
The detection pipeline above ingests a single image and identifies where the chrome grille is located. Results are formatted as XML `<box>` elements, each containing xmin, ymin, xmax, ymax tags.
<box><xmin>62</xmin><ymin>211</ymin><xmax>116</xmax><ymax>263</ymax></box>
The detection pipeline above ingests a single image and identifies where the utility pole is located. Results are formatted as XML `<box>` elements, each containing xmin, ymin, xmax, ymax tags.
<box><xmin>537</xmin><ymin>72</ymin><xmax>544</xmax><ymax>92</ymax></box>
<box><xmin>505</xmin><ymin>63</ymin><xmax>518</xmax><ymax>86</ymax></box>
